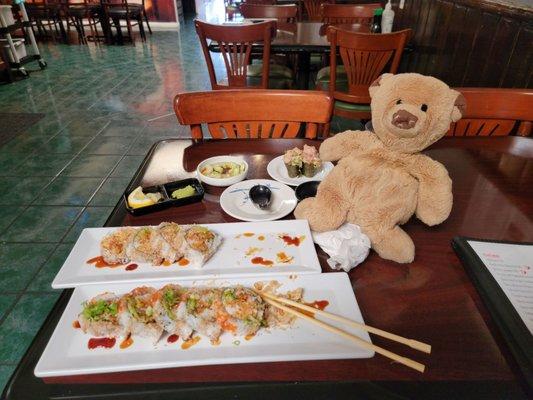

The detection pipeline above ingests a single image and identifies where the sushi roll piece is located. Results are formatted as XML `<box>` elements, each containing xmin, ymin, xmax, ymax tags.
<box><xmin>182</xmin><ymin>226</ymin><xmax>222</xmax><ymax>267</ymax></box>
<box><xmin>283</xmin><ymin>147</ymin><xmax>303</xmax><ymax>178</ymax></box>
<box><xmin>152</xmin><ymin>284</ymin><xmax>193</xmax><ymax>339</ymax></box>
<box><xmin>156</xmin><ymin>222</ymin><xmax>185</xmax><ymax>264</ymax></box>
<box><xmin>118</xmin><ymin>286</ymin><xmax>163</xmax><ymax>342</ymax></box>
<box><xmin>175</xmin><ymin>287</ymin><xmax>223</xmax><ymax>342</ymax></box>
<box><xmin>78</xmin><ymin>292</ymin><xmax>125</xmax><ymax>337</ymax></box>
<box><xmin>264</xmin><ymin>287</ymin><xmax>303</xmax><ymax>328</ymax></box>
<box><xmin>100</xmin><ymin>228</ymin><xmax>137</xmax><ymax>264</ymax></box>
<box><xmin>302</xmin><ymin>145</ymin><xmax>322</xmax><ymax>178</ymax></box>
<box><xmin>126</xmin><ymin>227</ymin><xmax>172</xmax><ymax>265</ymax></box>
<box><xmin>220</xmin><ymin>286</ymin><xmax>265</xmax><ymax>336</ymax></box>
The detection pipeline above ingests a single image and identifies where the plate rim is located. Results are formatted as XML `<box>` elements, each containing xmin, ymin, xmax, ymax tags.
<box><xmin>266</xmin><ymin>156</ymin><xmax>333</xmax><ymax>186</ymax></box>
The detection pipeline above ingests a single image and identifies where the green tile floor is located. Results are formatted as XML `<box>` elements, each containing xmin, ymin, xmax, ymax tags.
<box><xmin>0</xmin><ymin>16</ymin><xmax>362</xmax><ymax>392</ymax></box>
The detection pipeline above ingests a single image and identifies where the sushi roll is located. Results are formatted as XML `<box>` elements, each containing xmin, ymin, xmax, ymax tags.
<box><xmin>176</xmin><ymin>287</ymin><xmax>223</xmax><ymax>342</ymax></box>
<box><xmin>182</xmin><ymin>226</ymin><xmax>222</xmax><ymax>267</ymax></box>
<box><xmin>100</xmin><ymin>228</ymin><xmax>137</xmax><ymax>264</ymax></box>
<box><xmin>118</xmin><ymin>286</ymin><xmax>163</xmax><ymax>342</ymax></box>
<box><xmin>152</xmin><ymin>284</ymin><xmax>193</xmax><ymax>339</ymax></box>
<box><xmin>78</xmin><ymin>292</ymin><xmax>124</xmax><ymax>337</ymax></box>
<box><xmin>302</xmin><ymin>145</ymin><xmax>322</xmax><ymax>178</ymax></box>
<box><xmin>156</xmin><ymin>222</ymin><xmax>185</xmax><ymax>264</ymax></box>
<box><xmin>220</xmin><ymin>286</ymin><xmax>265</xmax><ymax>336</ymax></box>
<box><xmin>264</xmin><ymin>287</ymin><xmax>303</xmax><ymax>328</ymax></box>
<box><xmin>283</xmin><ymin>147</ymin><xmax>303</xmax><ymax>178</ymax></box>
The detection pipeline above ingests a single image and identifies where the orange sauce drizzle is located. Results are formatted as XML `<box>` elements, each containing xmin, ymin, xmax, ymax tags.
<box><xmin>211</xmin><ymin>338</ymin><xmax>221</xmax><ymax>346</ymax></box>
<box><xmin>300</xmin><ymin>300</ymin><xmax>330</xmax><ymax>317</ymax></box>
<box><xmin>181</xmin><ymin>336</ymin><xmax>201</xmax><ymax>350</ymax></box>
<box><xmin>178</xmin><ymin>258</ymin><xmax>190</xmax><ymax>266</ymax></box>
<box><xmin>280</xmin><ymin>235</ymin><xmax>303</xmax><ymax>247</ymax></box>
<box><xmin>72</xmin><ymin>320</ymin><xmax>81</xmax><ymax>329</ymax></box>
<box><xmin>251</xmin><ymin>257</ymin><xmax>274</xmax><ymax>266</ymax></box>
<box><xmin>257</xmin><ymin>235</ymin><xmax>265</xmax><ymax>241</ymax></box>
<box><xmin>86</xmin><ymin>256</ymin><xmax>122</xmax><ymax>268</ymax></box>
<box><xmin>120</xmin><ymin>334</ymin><xmax>133</xmax><ymax>349</ymax></box>
<box><xmin>244</xmin><ymin>333</ymin><xmax>255</xmax><ymax>341</ymax></box>
<box><xmin>243</xmin><ymin>232</ymin><xmax>254</xmax><ymax>237</ymax></box>
<box><xmin>162</xmin><ymin>260</ymin><xmax>172</xmax><ymax>267</ymax></box>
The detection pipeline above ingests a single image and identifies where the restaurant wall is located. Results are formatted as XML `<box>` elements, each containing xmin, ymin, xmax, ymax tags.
<box><xmin>387</xmin><ymin>0</ymin><xmax>532</xmax><ymax>88</ymax></box>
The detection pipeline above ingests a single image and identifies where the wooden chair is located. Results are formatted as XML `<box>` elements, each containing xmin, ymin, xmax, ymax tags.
<box><xmin>127</xmin><ymin>0</ymin><xmax>152</xmax><ymax>35</ymax></box>
<box><xmin>66</xmin><ymin>0</ymin><xmax>101</xmax><ymax>44</ymax></box>
<box><xmin>448</xmin><ymin>88</ymin><xmax>533</xmax><ymax>137</ymax></box>
<box><xmin>320</xmin><ymin>3</ymin><xmax>381</xmax><ymax>24</ymax></box>
<box><xmin>320</xmin><ymin>26</ymin><xmax>411</xmax><ymax>120</ymax></box>
<box><xmin>102</xmin><ymin>0</ymin><xmax>146</xmax><ymax>44</ymax></box>
<box><xmin>195</xmin><ymin>19</ymin><xmax>293</xmax><ymax>90</ymax></box>
<box><xmin>302</xmin><ymin>0</ymin><xmax>331</xmax><ymax>22</ymax></box>
<box><xmin>174</xmin><ymin>90</ymin><xmax>333</xmax><ymax>139</ymax></box>
<box><xmin>240</xmin><ymin>4</ymin><xmax>297</xmax><ymax>23</ymax></box>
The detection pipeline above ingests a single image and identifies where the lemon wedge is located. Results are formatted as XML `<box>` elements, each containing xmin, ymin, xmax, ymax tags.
<box><xmin>127</xmin><ymin>186</ymin><xmax>162</xmax><ymax>209</ymax></box>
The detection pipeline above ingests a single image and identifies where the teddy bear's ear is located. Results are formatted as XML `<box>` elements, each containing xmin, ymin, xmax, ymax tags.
<box><xmin>369</xmin><ymin>73</ymin><xmax>394</xmax><ymax>98</ymax></box>
<box><xmin>451</xmin><ymin>91</ymin><xmax>466</xmax><ymax>122</ymax></box>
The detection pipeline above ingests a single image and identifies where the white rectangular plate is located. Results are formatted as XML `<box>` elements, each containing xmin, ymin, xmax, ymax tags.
<box><xmin>52</xmin><ymin>220</ymin><xmax>321</xmax><ymax>288</ymax></box>
<box><xmin>36</xmin><ymin>273</ymin><xmax>373</xmax><ymax>377</ymax></box>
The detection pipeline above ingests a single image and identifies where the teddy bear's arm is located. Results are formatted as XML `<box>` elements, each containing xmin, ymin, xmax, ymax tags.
<box><xmin>319</xmin><ymin>130</ymin><xmax>381</xmax><ymax>162</ymax></box>
<box><xmin>408</xmin><ymin>155</ymin><xmax>453</xmax><ymax>226</ymax></box>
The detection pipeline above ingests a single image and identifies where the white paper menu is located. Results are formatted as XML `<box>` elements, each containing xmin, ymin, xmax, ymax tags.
<box><xmin>467</xmin><ymin>241</ymin><xmax>533</xmax><ymax>335</ymax></box>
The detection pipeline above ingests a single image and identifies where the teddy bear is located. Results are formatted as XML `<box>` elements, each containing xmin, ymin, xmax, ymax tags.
<box><xmin>294</xmin><ymin>73</ymin><xmax>466</xmax><ymax>263</ymax></box>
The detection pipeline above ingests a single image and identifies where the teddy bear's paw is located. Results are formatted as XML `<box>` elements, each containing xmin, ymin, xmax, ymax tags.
<box><xmin>294</xmin><ymin>198</ymin><xmax>344</xmax><ymax>232</ymax></box>
<box><xmin>372</xmin><ymin>227</ymin><xmax>415</xmax><ymax>264</ymax></box>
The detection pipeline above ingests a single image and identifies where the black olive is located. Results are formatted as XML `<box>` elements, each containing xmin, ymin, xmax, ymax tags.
<box><xmin>421</xmin><ymin>104</ymin><xmax>428</xmax><ymax>112</ymax></box>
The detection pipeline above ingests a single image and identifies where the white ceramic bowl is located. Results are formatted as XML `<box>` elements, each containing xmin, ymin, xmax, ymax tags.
<box><xmin>196</xmin><ymin>156</ymin><xmax>248</xmax><ymax>187</ymax></box>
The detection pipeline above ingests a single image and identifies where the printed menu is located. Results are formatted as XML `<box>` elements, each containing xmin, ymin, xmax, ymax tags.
<box><xmin>467</xmin><ymin>240</ymin><xmax>533</xmax><ymax>335</ymax></box>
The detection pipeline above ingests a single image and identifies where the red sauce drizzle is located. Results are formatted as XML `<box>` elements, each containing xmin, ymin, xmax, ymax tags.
<box><xmin>280</xmin><ymin>235</ymin><xmax>301</xmax><ymax>246</ymax></box>
<box><xmin>167</xmin><ymin>334</ymin><xmax>179</xmax><ymax>343</ymax></box>
<box><xmin>72</xmin><ymin>320</ymin><xmax>81</xmax><ymax>329</ymax></box>
<box><xmin>86</xmin><ymin>256</ymin><xmax>122</xmax><ymax>268</ymax></box>
<box><xmin>120</xmin><ymin>334</ymin><xmax>133</xmax><ymax>349</ymax></box>
<box><xmin>125</xmin><ymin>263</ymin><xmax>138</xmax><ymax>271</ymax></box>
<box><xmin>306</xmin><ymin>300</ymin><xmax>329</xmax><ymax>311</ymax></box>
<box><xmin>178</xmin><ymin>258</ymin><xmax>190</xmax><ymax>266</ymax></box>
<box><xmin>300</xmin><ymin>300</ymin><xmax>329</xmax><ymax>317</ymax></box>
<box><xmin>251</xmin><ymin>257</ymin><xmax>274</xmax><ymax>266</ymax></box>
<box><xmin>88</xmin><ymin>337</ymin><xmax>116</xmax><ymax>349</ymax></box>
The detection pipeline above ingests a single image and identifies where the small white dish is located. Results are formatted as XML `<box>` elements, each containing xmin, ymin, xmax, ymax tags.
<box><xmin>220</xmin><ymin>179</ymin><xmax>297</xmax><ymax>222</ymax></box>
<box><xmin>197</xmin><ymin>156</ymin><xmax>248</xmax><ymax>187</ymax></box>
<box><xmin>267</xmin><ymin>156</ymin><xmax>334</xmax><ymax>186</ymax></box>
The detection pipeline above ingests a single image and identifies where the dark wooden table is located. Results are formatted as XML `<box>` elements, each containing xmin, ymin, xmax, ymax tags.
<box><xmin>3</xmin><ymin>136</ymin><xmax>532</xmax><ymax>399</ymax></box>
<box><xmin>210</xmin><ymin>21</ymin><xmax>370</xmax><ymax>89</ymax></box>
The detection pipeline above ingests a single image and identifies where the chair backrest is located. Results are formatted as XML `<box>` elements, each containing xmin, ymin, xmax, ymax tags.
<box><xmin>240</xmin><ymin>4</ymin><xmax>298</xmax><ymax>23</ymax></box>
<box><xmin>447</xmin><ymin>88</ymin><xmax>533</xmax><ymax>137</ymax></box>
<box><xmin>174</xmin><ymin>90</ymin><xmax>333</xmax><ymax>139</ymax></box>
<box><xmin>328</xmin><ymin>26</ymin><xmax>411</xmax><ymax>104</ymax></box>
<box><xmin>195</xmin><ymin>19</ymin><xmax>274</xmax><ymax>90</ymax></box>
<box><xmin>302</xmin><ymin>0</ymin><xmax>331</xmax><ymax>21</ymax></box>
<box><xmin>320</xmin><ymin>3</ymin><xmax>381</xmax><ymax>24</ymax></box>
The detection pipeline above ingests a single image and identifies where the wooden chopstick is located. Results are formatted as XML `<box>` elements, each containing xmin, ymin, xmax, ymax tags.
<box><xmin>259</xmin><ymin>295</ymin><xmax>426</xmax><ymax>373</ymax></box>
<box><xmin>259</xmin><ymin>290</ymin><xmax>431</xmax><ymax>354</ymax></box>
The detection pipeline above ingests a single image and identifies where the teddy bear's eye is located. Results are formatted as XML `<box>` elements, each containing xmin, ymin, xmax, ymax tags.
<box><xmin>396</xmin><ymin>99</ymin><xmax>402</xmax><ymax>105</ymax></box>
<box><xmin>421</xmin><ymin>104</ymin><xmax>428</xmax><ymax>112</ymax></box>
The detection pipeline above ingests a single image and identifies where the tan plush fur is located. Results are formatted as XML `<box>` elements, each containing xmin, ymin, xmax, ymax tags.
<box><xmin>294</xmin><ymin>73</ymin><xmax>464</xmax><ymax>263</ymax></box>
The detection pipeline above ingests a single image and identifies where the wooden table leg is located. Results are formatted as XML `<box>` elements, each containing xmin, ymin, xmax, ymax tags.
<box><xmin>296</xmin><ymin>50</ymin><xmax>311</xmax><ymax>90</ymax></box>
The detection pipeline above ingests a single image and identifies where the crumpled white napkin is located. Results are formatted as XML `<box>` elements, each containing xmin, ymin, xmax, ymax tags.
<box><xmin>312</xmin><ymin>224</ymin><xmax>371</xmax><ymax>272</ymax></box>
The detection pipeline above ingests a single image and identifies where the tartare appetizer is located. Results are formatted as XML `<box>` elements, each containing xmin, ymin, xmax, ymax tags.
<box><xmin>99</xmin><ymin>223</ymin><xmax>221</xmax><ymax>267</ymax></box>
<box><xmin>283</xmin><ymin>145</ymin><xmax>322</xmax><ymax>178</ymax></box>
<box><xmin>78</xmin><ymin>283</ymin><xmax>304</xmax><ymax>345</ymax></box>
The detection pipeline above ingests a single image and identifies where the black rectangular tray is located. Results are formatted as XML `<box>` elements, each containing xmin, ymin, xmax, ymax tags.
<box><xmin>123</xmin><ymin>178</ymin><xmax>204</xmax><ymax>216</ymax></box>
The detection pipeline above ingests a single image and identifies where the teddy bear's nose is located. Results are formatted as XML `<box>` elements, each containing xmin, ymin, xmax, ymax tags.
<box><xmin>392</xmin><ymin>110</ymin><xmax>418</xmax><ymax>129</ymax></box>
